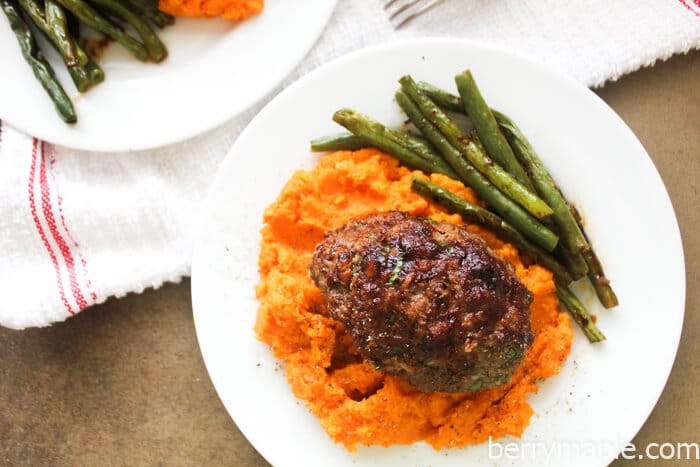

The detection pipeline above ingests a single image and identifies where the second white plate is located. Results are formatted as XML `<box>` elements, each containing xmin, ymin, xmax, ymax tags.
<box><xmin>0</xmin><ymin>0</ymin><xmax>337</xmax><ymax>151</ymax></box>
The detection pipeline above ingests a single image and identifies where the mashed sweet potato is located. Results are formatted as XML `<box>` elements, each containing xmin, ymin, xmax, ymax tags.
<box><xmin>158</xmin><ymin>0</ymin><xmax>263</xmax><ymax>21</ymax></box>
<box><xmin>255</xmin><ymin>148</ymin><xmax>573</xmax><ymax>451</ymax></box>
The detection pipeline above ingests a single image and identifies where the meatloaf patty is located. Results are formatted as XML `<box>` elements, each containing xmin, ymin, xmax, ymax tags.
<box><xmin>309</xmin><ymin>210</ymin><xmax>534</xmax><ymax>393</ymax></box>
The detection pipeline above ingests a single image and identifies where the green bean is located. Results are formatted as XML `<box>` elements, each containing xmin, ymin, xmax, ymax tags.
<box><xmin>395</xmin><ymin>89</ymin><xmax>558</xmax><ymax>252</ymax></box>
<box><xmin>83</xmin><ymin>57</ymin><xmax>105</xmax><ymax>85</ymax></box>
<box><xmin>64</xmin><ymin>55</ymin><xmax>104</xmax><ymax>92</ymax></box>
<box><xmin>2</xmin><ymin>0</ymin><xmax>76</xmax><ymax>123</ymax></box>
<box><xmin>87</xmin><ymin>0</ymin><xmax>167</xmax><ymax>62</ymax></box>
<box><xmin>47</xmin><ymin>0</ymin><xmax>103</xmax><ymax>91</ymax></box>
<box><xmin>494</xmin><ymin>109</ymin><xmax>589</xmax><ymax>255</ymax></box>
<box><xmin>17</xmin><ymin>0</ymin><xmax>83</xmax><ymax>67</ymax></box>
<box><xmin>310</xmin><ymin>133</ymin><xmax>370</xmax><ymax>152</ymax></box>
<box><xmin>332</xmin><ymin>108</ymin><xmax>458</xmax><ymax>178</ymax></box>
<box><xmin>556</xmin><ymin>285</ymin><xmax>606</xmax><ymax>343</ymax></box>
<box><xmin>44</xmin><ymin>0</ymin><xmax>86</xmax><ymax>65</ymax></box>
<box><xmin>18</xmin><ymin>0</ymin><xmax>86</xmax><ymax>92</ymax></box>
<box><xmin>570</xmin><ymin>204</ymin><xmax>618</xmax><ymax>308</ymax></box>
<box><xmin>399</xmin><ymin>75</ymin><xmax>554</xmax><ymax>220</ymax></box>
<box><xmin>19</xmin><ymin>0</ymin><xmax>104</xmax><ymax>92</ymax></box>
<box><xmin>555</xmin><ymin>244</ymin><xmax>589</xmax><ymax>281</ymax></box>
<box><xmin>417</xmin><ymin>81</ymin><xmax>464</xmax><ymax>112</ymax></box>
<box><xmin>582</xmin><ymin>248</ymin><xmax>618</xmax><ymax>308</ymax></box>
<box><xmin>418</xmin><ymin>82</ymin><xmax>616</xmax><ymax>307</ymax></box>
<box><xmin>54</xmin><ymin>0</ymin><xmax>149</xmax><ymax>61</ymax></box>
<box><xmin>455</xmin><ymin>70</ymin><xmax>533</xmax><ymax>189</ymax></box>
<box><xmin>124</xmin><ymin>0</ymin><xmax>174</xmax><ymax>28</ymax></box>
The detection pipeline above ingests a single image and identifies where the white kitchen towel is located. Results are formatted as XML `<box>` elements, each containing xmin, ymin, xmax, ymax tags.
<box><xmin>1</xmin><ymin>0</ymin><xmax>699</xmax><ymax>329</ymax></box>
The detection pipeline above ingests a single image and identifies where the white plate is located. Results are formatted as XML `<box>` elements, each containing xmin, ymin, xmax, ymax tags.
<box><xmin>191</xmin><ymin>39</ymin><xmax>685</xmax><ymax>466</ymax></box>
<box><xmin>0</xmin><ymin>0</ymin><xmax>336</xmax><ymax>151</ymax></box>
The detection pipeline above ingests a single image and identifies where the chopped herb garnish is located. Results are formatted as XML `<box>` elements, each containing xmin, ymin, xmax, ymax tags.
<box><xmin>503</xmin><ymin>348</ymin><xmax>523</xmax><ymax>364</ymax></box>
<box><xmin>469</xmin><ymin>378</ymin><xmax>484</xmax><ymax>392</ymax></box>
<box><xmin>351</xmin><ymin>255</ymin><xmax>363</xmax><ymax>275</ymax></box>
<box><xmin>437</xmin><ymin>241</ymin><xmax>455</xmax><ymax>254</ymax></box>
<box><xmin>388</xmin><ymin>255</ymin><xmax>404</xmax><ymax>284</ymax></box>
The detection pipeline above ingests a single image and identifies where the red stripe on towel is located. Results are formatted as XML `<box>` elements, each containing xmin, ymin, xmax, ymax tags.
<box><xmin>28</xmin><ymin>139</ymin><xmax>75</xmax><ymax>315</ymax></box>
<box><xmin>678</xmin><ymin>0</ymin><xmax>700</xmax><ymax>17</ymax></box>
<box><xmin>45</xmin><ymin>145</ymin><xmax>98</xmax><ymax>303</ymax></box>
<box><xmin>39</xmin><ymin>142</ymin><xmax>89</xmax><ymax>310</ymax></box>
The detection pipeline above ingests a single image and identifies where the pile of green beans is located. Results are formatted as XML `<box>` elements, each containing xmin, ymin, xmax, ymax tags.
<box><xmin>2</xmin><ymin>0</ymin><xmax>173</xmax><ymax>123</ymax></box>
<box><xmin>311</xmin><ymin>70</ymin><xmax>618</xmax><ymax>343</ymax></box>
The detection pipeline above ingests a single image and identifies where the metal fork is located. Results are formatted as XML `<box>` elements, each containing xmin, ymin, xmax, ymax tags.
<box><xmin>384</xmin><ymin>0</ymin><xmax>446</xmax><ymax>28</ymax></box>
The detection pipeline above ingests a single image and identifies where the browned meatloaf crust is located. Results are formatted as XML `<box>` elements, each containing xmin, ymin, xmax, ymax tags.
<box><xmin>310</xmin><ymin>210</ymin><xmax>534</xmax><ymax>393</ymax></box>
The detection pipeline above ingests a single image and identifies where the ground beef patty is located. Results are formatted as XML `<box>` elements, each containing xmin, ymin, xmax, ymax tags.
<box><xmin>309</xmin><ymin>210</ymin><xmax>534</xmax><ymax>393</ymax></box>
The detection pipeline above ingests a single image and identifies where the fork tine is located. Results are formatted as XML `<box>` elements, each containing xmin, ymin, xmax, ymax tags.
<box><xmin>388</xmin><ymin>0</ymin><xmax>422</xmax><ymax>19</ymax></box>
<box><xmin>386</xmin><ymin>0</ymin><xmax>446</xmax><ymax>28</ymax></box>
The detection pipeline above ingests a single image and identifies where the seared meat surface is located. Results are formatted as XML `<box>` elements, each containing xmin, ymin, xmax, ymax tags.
<box><xmin>310</xmin><ymin>211</ymin><xmax>533</xmax><ymax>393</ymax></box>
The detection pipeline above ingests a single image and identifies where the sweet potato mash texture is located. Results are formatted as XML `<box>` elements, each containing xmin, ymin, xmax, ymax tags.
<box><xmin>159</xmin><ymin>0</ymin><xmax>263</xmax><ymax>21</ymax></box>
<box><xmin>255</xmin><ymin>148</ymin><xmax>573</xmax><ymax>451</ymax></box>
